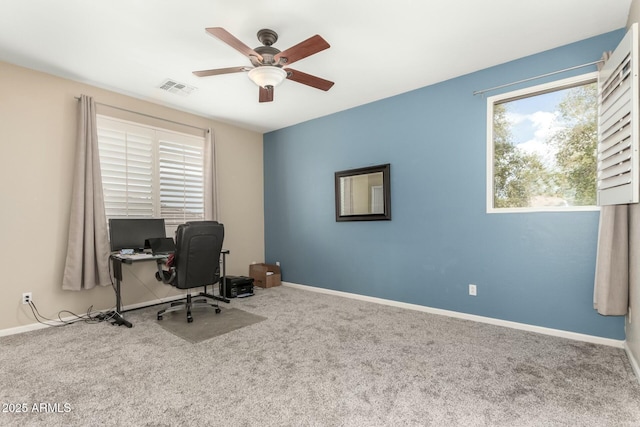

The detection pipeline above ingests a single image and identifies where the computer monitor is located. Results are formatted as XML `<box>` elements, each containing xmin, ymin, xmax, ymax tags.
<box><xmin>108</xmin><ymin>218</ymin><xmax>166</xmax><ymax>252</ymax></box>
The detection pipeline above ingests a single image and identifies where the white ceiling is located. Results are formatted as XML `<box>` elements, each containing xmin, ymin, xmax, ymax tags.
<box><xmin>0</xmin><ymin>0</ymin><xmax>631</xmax><ymax>133</ymax></box>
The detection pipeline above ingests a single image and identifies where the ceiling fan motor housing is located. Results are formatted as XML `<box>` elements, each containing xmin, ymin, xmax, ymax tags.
<box><xmin>251</xmin><ymin>45</ymin><xmax>281</xmax><ymax>67</ymax></box>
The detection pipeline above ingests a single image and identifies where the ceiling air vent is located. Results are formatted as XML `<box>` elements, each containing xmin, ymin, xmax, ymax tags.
<box><xmin>159</xmin><ymin>79</ymin><xmax>197</xmax><ymax>96</ymax></box>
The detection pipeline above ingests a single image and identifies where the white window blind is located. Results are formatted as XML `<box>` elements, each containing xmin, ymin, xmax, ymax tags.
<box><xmin>97</xmin><ymin>116</ymin><xmax>205</xmax><ymax>227</ymax></box>
<box><xmin>158</xmin><ymin>133</ymin><xmax>205</xmax><ymax>227</ymax></box>
<box><xmin>97</xmin><ymin>126</ymin><xmax>154</xmax><ymax>218</ymax></box>
<box><xmin>597</xmin><ymin>23</ymin><xmax>640</xmax><ymax>205</ymax></box>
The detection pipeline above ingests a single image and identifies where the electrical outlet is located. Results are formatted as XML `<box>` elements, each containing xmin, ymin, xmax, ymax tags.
<box><xmin>22</xmin><ymin>292</ymin><xmax>32</xmax><ymax>305</ymax></box>
<box><xmin>468</xmin><ymin>284</ymin><xmax>477</xmax><ymax>296</ymax></box>
<box><xmin>276</xmin><ymin>261</ymin><xmax>280</xmax><ymax>266</ymax></box>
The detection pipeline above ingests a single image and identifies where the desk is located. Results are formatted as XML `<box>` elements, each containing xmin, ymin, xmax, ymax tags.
<box><xmin>108</xmin><ymin>249</ymin><xmax>230</xmax><ymax>327</ymax></box>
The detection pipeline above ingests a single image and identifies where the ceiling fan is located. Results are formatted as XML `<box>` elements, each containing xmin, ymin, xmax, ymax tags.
<box><xmin>193</xmin><ymin>27</ymin><xmax>334</xmax><ymax>102</ymax></box>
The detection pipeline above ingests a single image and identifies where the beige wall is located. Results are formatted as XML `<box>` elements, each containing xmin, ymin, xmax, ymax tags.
<box><xmin>0</xmin><ymin>60</ymin><xmax>264</xmax><ymax>332</ymax></box>
<box><xmin>627</xmin><ymin>0</ymin><xmax>640</xmax><ymax>374</ymax></box>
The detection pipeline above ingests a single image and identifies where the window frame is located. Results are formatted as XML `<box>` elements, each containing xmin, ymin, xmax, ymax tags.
<box><xmin>486</xmin><ymin>72</ymin><xmax>600</xmax><ymax>214</ymax></box>
<box><xmin>96</xmin><ymin>115</ymin><xmax>206</xmax><ymax>233</ymax></box>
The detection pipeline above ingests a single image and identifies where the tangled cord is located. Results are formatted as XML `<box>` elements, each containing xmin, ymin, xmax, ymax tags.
<box><xmin>27</xmin><ymin>301</ymin><xmax>117</xmax><ymax>327</ymax></box>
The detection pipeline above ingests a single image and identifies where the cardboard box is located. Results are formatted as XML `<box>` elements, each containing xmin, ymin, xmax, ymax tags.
<box><xmin>249</xmin><ymin>263</ymin><xmax>281</xmax><ymax>288</ymax></box>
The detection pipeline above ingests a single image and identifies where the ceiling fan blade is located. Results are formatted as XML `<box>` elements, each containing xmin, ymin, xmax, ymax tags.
<box><xmin>274</xmin><ymin>35</ymin><xmax>330</xmax><ymax>66</ymax></box>
<box><xmin>192</xmin><ymin>66</ymin><xmax>250</xmax><ymax>77</ymax></box>
<box><xmin>205</xmin><ymin>27</ymin><xmax>263</xmax><ymax>62</ymax></box>
<box><xmin>285</xmin><ymin>68</ymin><xmax>334</xmax><ymax>91</ymax></box>
<box><xmin>259</xmin><ymin>86</ymin><xmax>274</xmax><ymax>103</ymax></box>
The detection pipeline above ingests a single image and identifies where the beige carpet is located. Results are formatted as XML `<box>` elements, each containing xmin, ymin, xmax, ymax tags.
<box><xmin>1</xmin><ymin>285</ymin><xmax>639</xmax><ymax>426</ymax></box>
<box><xmin>157</xmin><ymin>306</ymin><xmax>266</xmax><ymax>343</ymax></box>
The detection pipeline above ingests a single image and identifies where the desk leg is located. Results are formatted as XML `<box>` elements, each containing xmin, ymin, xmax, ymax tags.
<box><xmin>203</xmin><ymin>252</ymin><xmax>230</xmax><ymax>304</ymax></box>
<box><xmin>217</xmin><ymin>251</ymin><xmax>230</xmax><ymax>303</ymax></box>
<box><xmin>113</xmin><ymin>258</ymin><xmax>123</xmax><ymax>313</ymax></box>
<box><xmin>107</xmin><ymin>257</ymin><xmax>133</xmax><ymax>328</ymax></box>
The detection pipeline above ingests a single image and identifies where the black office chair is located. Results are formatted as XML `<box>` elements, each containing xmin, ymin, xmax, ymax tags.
<box><xmin>156</xmin><ymin>221</ymin><xmax>224</xmax><ymax>323</ymax></box>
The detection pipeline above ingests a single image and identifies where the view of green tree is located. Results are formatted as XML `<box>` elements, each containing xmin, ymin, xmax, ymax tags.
<box><xmin>493</xmin><ymin>103</ymin><xmax>551</xmax><ymax>208</ymax></box>
<box><xmin>547</xmin><ymin>82</ymin><xmax>598</xmax><ymax>205</ymax></box>
<box><xmin>492</xmin><ymin>81</ymin><xmax>597</xmax><ymax>209</ymax></box>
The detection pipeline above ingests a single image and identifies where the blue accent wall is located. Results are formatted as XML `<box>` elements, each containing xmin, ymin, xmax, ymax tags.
<box><xmin>264</xmin><ymin>29</ymin><xmax>626</xmax><ymax>339</ymax></box>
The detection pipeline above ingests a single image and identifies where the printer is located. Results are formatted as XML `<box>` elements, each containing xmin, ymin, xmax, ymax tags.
<box><xmin>220</xmin><ymin>276</ymin><xmax>254</xmax><ymax>298</ymax></box>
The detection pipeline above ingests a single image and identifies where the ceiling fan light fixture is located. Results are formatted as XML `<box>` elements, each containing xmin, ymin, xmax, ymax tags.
<box><xmin>248</xmin><ymin>66</ymin><xmax>287</xmax><ymax>88</ymax></box>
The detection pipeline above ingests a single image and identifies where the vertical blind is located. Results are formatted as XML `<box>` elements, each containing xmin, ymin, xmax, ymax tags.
<box><xmin>96</xmin><ymin>116</ymin><xmax>205</xmax><ymax>227</ymax></box>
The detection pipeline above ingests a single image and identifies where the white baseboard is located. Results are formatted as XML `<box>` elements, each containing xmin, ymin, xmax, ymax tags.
<box><xmin>0</xmin><ymin>294</ymin><xmax>188</xmax><ymax>338</ymax></box>
<box><xmin>120</xmin><ymin>294</ymin><xmax>186</xmax><ymax>311</ymax></box>
<box><xmin>625</xmin><ymin>342</ymin><xmax>640</xmax><ymax>382</ymax></box>
<box><xmin>0</xmin><ymin>319</ymin><xmax>53</xmax><ymax>337</ymax></box>
<box><xmin>282</xmin><ymin>281</ymin><xmax>626</xmax><ymax>349</ymax></box>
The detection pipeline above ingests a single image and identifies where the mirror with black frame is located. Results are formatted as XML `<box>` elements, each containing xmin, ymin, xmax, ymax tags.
<box><xmin>335</xmin><ymin>163</ymin><xmax>391</xmax><ymax>222</ymax></box>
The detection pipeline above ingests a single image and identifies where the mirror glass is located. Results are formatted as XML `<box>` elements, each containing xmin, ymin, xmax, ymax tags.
<box><xmin>335</xmin><ymin>164</ymin><xmax>391</xmax><ymax>221</ymax></box>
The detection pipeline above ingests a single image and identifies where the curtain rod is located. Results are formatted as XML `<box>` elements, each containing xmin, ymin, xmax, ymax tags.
<box><xmin>74</xmin><ymin>96</ymin><xmax>209</xmax><ymax>133</ymax></box>
<box><xmin>472</xmin><ymin>59</ymin><xmax>604</xmax><ymax>96</ymax></box>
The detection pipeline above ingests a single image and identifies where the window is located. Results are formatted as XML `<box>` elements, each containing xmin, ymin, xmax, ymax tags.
<box><xmin>487</xmin><ymin>73</ymin><xmax>599</xmax><ymax>212</ymax></box>
<box><xmin>97</xmin><ymin>116</ymin><xmax>206</xmax><ymax>230</ymax></box>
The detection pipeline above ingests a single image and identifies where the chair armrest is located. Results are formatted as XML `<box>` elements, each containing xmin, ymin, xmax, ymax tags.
<box><xmin>156</xmin><ymin>259</ymin><xmax>176</xmax><ymax>284</ymax></box>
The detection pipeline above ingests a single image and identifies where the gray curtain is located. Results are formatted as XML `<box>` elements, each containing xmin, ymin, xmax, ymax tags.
<box><xmin>204</xmin><ymin>128</ymin><xmax>219</xmax><ymax>221</ymax></box>
<box><xmin>594</xmin><ymin>205</ymin><xmax>631</xmax><ymax>314</ymax></box>
<box><xmin>62</xmin><ymin>95</ymin><xmax>111</xmax><ymax>291</ymax></box>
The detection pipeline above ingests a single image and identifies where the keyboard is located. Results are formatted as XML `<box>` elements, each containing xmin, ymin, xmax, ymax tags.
<box><xmin>118</xmin><ymin>253</ymin><xmax>155</xmax><ymax>260</ymax></box>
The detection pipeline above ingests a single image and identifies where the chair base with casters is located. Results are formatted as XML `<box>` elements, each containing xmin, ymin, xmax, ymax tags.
<box><xmin>155</xmin><ymin>261</ymin><xmax>223</xmax><ymax>323</ymax></box>
<box><xmin>157</xmin><ymin>292</ymin><xmax>221</xmax><ymax>323</ymax></box>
